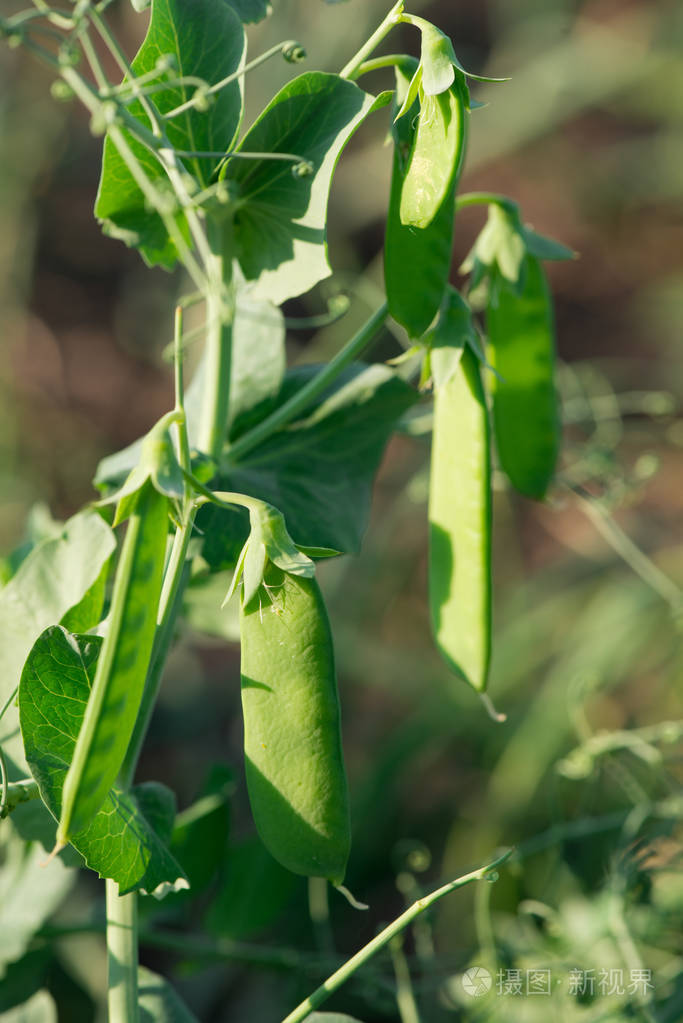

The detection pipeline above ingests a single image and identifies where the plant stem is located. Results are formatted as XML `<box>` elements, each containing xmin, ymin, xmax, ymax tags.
<box><xmin>353</xmin><ymin>53</ymin><xmax>416</xmax><ymax>79</ymax></box>
<box><xmin>225</xmin><ymin>302</ymin><xmax>388</xmax><ymax>463</ymax></box>
<box><xmin>173</xmin><ymin>306</ymin><xmax>192</xmax><ymax>474</ymax></box>
<box><xmin>0</xmin><ymin>777</ymin><xmax>40</xmax><ymax>818</ymax></box>
<box><xmin>455</xmin><ymin>191</ymin><xmax>518</xmax><ymax>213</ymax></box>
<box><xmin>106</xmin><ymin>880</ymin><xmax>139</xmax><ymax>1023</ymax></box>
<box><xmin>198</xmin><ymin>219</ymin><xmax>235</xmax><ymax>460</ymax></box>
<box><xmin>390</xmin><ymin>934</ymin><xmax>422</xmax><ymax>1023</ymax></box>
<box><xmin>164</xmin><ymin>40</ymin><xmax>300</xmax><ymax>120</ymax></box>
<box><xmin>280</xmin><ymin>849</ymin><xmax>512</xmax><ymax>1023</ymax></box>
<box><xmin>339</xmin><ymin>1</ymin><xmax>404</xmax><ymax>81</ymax></box>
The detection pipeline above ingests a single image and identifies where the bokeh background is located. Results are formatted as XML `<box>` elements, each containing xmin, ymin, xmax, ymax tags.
<box><xmin>1</xmin><ymin>0</ymin><xmax>682</xmax><ymax>1020</ymax></box>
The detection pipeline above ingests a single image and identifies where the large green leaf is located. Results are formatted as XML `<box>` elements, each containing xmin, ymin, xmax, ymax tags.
<box><xmin>19</xmin><ymin>627</ymin><xmax>188</xmax><ymax>898</ymax></box>
<box><xmin>95</xmin><ymin>0</ymin><xmax>245</xmax><ymax>269</ymax></box>
<box><xmin>206</xmin><ymin>363</ymin><xmax>416</xmax><ymax>559</ymax></box>
<box><xmin>224</xmin><ymin>73</ymin><xmax>390</xmax><ymax>303</ymax></box>
<box><xmin>0</xmin><ymin>511</ymin><xmax>115</xmax><ymax>776</ymax></box>
<box><xmin>0</xmin><ymin>824</ymin><xmax>74</xmax><ymax>980</ymax></box>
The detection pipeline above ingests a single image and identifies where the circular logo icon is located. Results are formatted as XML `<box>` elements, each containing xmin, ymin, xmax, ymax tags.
<box><xmin>462</xmin><ymin>966</ymin><xmax>492</xmax><ymax>998</ymax></box>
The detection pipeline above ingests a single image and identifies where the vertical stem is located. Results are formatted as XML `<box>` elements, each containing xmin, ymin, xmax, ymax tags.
<box><xmin>198</xmin><ymin>218</ymin><xmax>235</xmax><ymax>459</ymax></box>
<box><xmin>308</xmin><ymin>877</ymin><xmax>335</xmax><ymax>955</ymax></box>
<box><xmin>173</xmin><ymin>305</ymin><xmax>192</xmax><ymax>474</ymax></box>
<box><xmin>106</xmin><ymin>880</ymin><xmax>139</xmax><ymax>1023</ymax></box>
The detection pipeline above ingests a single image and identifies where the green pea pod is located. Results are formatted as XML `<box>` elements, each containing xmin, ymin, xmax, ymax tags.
<box><xmin>57</xmin><ymin>482</ymin><xmax>168</xmax><ymax>845</ymax></box>
<box><xmin>486</xmin><ymin>254</ymin><xmax>560</xmax><ymax>499</ymax></box>
<box><xmin>429</xmin><ymin>345</ymin><xmax>492</xmax><ymax>692</ymax></box>
<box><xmin>399</xmin><ymin>88</ymin><xmax>464</xmax><ymax>230</ymax></box>
<box><xmin>240</xmin><ymin>566</ymin><xmax>350</xmax><ymax>883</ymax></box>
<box><xmin>385</xmin><ymin>81</ymin><xmax>467</xmax><ymax>339</ymax></box>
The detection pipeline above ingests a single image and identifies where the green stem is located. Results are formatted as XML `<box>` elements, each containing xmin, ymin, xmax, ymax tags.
<box><xmin>58</xmin><ymin>67</ymin><xmax>208</xmax><ymax>292</ymax></box>
<box><xmin>353</xmin><ymin>53</ymin><xmax>417</xmax><ymax>79</ymax></box>
<box><xmin>339</xmin><ymin>1</ymin><xmax>405</xmax><ymax>80</ymax></box>
<box><xmin>173</xmin><ymin>306</ymin><xmax>192</xmax><ymax>474</ymax></box>
<box><xmin>226</xmin><ymin>302</ymin><xmax>388</xmax><ymax>463</ymax></box>
<box><xmin>390</xmin><ymin>934</ymin><xmax>422</xmax><ymax>1023</ymax></box>
<box><xmin>164</xmin><ymin>40</ymin><xmax>302</xmax><ymax>120</ymax></box>
<box><xmin>455</xmin><ymin>191</ymin><xmax>518</xmax><ymax>213</ymax></box>
<box><xmin>280</xmin><ymin>849</ymin><xmax>512</xmax><ymax>1023</ymax></box>
<box><xmin>198</xmin><ymin>219</ymin><xmax>234</xmax><ymax>460</ymax></box>
<box><xmin>106</xmin><ymin>880</ymin><xmax>139</xmax><ymax>1023</ymax></box>
<box><xmin>0</xmin><ymin>777</ymin><xmax>40</xmax><ymax>819</ymax></box>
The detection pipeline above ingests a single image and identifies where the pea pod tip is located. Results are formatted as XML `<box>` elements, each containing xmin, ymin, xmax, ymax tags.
<box><xmin>334</xmin><ymin>883</ymin><xmax>369</xmax><ymax>911</ymax></box>
<box><xmin>479</xmin><ymin>691</ymin><xmax>506</xmax><ymax>724</ymax></box>
<box><xmin>41</xmin><ymin>839</ymin><xmax>66</xmax><ymax>868</ymax></box>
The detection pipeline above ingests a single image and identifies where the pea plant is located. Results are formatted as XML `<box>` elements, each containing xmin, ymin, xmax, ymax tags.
<box><xmin>0</xmin><ymin>1</ymin><xmax>575</xmax><ymax>1020</ymax></box>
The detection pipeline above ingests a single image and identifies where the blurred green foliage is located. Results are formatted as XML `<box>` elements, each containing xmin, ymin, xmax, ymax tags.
<box><xmin>0</xmin><ymin>0</ymin><xmax>681</xmax><ymax>1020</ymax></box>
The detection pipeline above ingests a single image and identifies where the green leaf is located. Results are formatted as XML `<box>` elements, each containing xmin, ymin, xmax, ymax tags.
<box><xmin>95</xmin><ymin>0</ymin><xmax>245</xmax><ymax>269</ymax></box>
<box><xmin>393</xmin><ymin>62</ymin><xmax>421</xmax><ymax>125</ymax></box>
<box><xmin>0</xmin><ymin>991</ymin><xmax>58</xmax><ymax>1023</ymax></box>
<box><xmin>59</xmin><ymin>556</ymin><xmax>110</xmax><ymax>634</ymax></box>
<box><xmin>96</xmin><ymin>414</ymin><xmax>183</xmax><ymax>524</ymax></box>
<box><xmin>0</xmin><ymin>824</ymin><xmax>74</xmax><ymax>980</ymax></box>
<box><xmin>0</xmin><ymin>511</ymin><xmax>116</xmax><ymax>776</ymax></box>
<box><xmin>0</xmin><ymin>504</ymin><xmax>63</xmax><ymax>585</ymax></box>
<box><xmin>224</xmin><ymin>73</ymin><xmax>390</xmax><ymax>303</ymax></box>
<box><xmin>419</xmin><ymin>23</ymin><xmax>457</xmax><ymax>96</ymax></box>
<box><xmin>206</xmin><ymin>835</ymin><xmax>298</xmax><ymax>938</ymax></box>
<box><xmin>19</xmin><ymin>627</ymin><xmax>189</xmax><ymax>897</ymax></box>
<box><xmin>212</xmin><ymin>363</ymin><xmax>416</xmax><ymax>555</ymax></box>
<box><xmin>0</xmin><ymin>949</ymin><xmax>51</xmax><ymax>1015</ymax></box>
<box><xmin>460</xmin><ymin>202</ymin><xmax>526</xmax><ymax>290</ymax></box>
<box><xmin>225</xmin><ymin>500</ymin><xmax>315</xmax><ymax>606</ymax></box>
<box><xmin>138</xmin><ymin>967</ymin><xmax>199</xmax><ymax>1023</ymax></box>
<box><xmin>523</xmin><ymin>226</ymin><xmax>576</xmax><ymax>261</ymax></box>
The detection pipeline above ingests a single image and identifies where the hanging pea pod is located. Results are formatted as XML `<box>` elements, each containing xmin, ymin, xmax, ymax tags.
<box><xmin>486</xmin><ymin>254</ymin><xmax>560</xmax><ymax>500</ymax></box>
<box><xmin>56</xmin><ymin>482</ymin><xmax>168</xmax><ymax>846</ymax></box>
<box><xmin>239</xmin><ymin>565</ymin><xmax>350</xmax><ymax>883</ymax></box>
<box><xmin>429</xmin><ymin>334</ymin><xmax>492</xmax><ymax>693</ymax></box>
<box><xmin>384</xmin><ymin>61</ymin><xmax>468</xmax><ymax>339</ymax></box>
<box><xmin>398</xmin><ymin>85</ymin><xmax>465</xmax><ymax>230</ymax></box>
